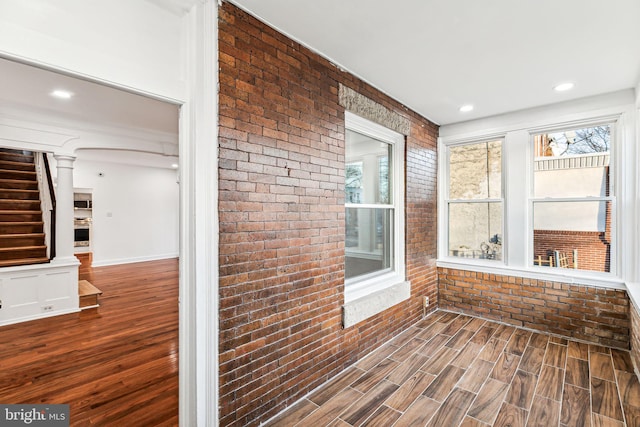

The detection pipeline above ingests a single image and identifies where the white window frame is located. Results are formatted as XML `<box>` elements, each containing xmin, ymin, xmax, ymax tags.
<box><xmin>438</xmin><ymin>99</ymin><xmax>634</xmax><ymax>290</ymax></box>
<box><xmin>344</xmin><ymin>112</ymin><xmax>407</xmax><ymax>306</ymax></box>
<box><xmin>528</xmin><ymin>121</ymin><xmax>617</xmax><ymax>275</ymax></box>
<box><xmin>443</xmin><ymin>139</ymin><xmax>505</xmax><ymax>264</ymax></box>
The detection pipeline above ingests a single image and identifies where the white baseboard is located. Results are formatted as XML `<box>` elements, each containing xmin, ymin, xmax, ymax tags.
<box><xmin>91</xmin><ymin>253</ymin><xmax>179</xmax><ymax>267</ymax></box>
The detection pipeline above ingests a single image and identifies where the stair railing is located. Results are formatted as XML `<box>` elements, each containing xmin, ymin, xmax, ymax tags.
<box><xmin>35</xmin><ymin>153</ymin><xmax>56</xmax><ymax>260</ymax></box>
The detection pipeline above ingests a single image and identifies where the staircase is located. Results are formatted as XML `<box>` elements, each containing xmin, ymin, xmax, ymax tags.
<box><xmin>0</xmin><ymin>148</ymin><xmax>49</xmax><ymax>267</ymax></box>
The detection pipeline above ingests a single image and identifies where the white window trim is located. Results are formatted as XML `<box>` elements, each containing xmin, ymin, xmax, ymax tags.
<box><xmin>343</xmin><ymin>111</ymin><xmax>407</xmax><ymax>319</ymax></box>
<box><xmin>438</xmin><ymin>102</ymin><xmax>636</xmax><ymax>290</ymax></box>
<box><xmin>443</xmin><ymin>138</ymin><xmax>506</xmax><ymax>264</ymax></box>
<box><xmin>528</xmin><ymin>120</ymin><xmax>617</xmax><ymax>276</ymax></box>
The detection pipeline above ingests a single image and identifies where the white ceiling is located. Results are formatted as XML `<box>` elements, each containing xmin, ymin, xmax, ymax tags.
<box><xmin>230</xmin><ymin>0</ymin><xmax>640</xmax><ymax>125</ymax></box>
<box><xmin>1</xmin><ymin>0</ymin><xmax>637</xmax><ymax>147</ymax></box>
<box><xmin>0</xmin><ymin>58</ymin><xmax>179</xmax><ymax>135</ymax></box>
<box><xmin>0</xmin><ymin>58</ymin><xmax>180</xmax><ymax>169</ymax></box>
<box><xmin>144</xmin><ymin>0</ymin><xmax>199</xmax><ymax>16</ymax></box>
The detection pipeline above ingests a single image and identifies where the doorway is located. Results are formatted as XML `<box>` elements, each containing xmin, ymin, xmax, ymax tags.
<box><xmin>0</xmin><ymin>57</ymin><xmax>183</xmax><ymax>423</ymax></box>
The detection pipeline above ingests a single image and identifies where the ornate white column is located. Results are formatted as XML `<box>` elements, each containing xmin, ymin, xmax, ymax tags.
<box><xmin>53</xmin><ymin>154</ymin><xmax>77</xmax><ymax>262</ymax></box>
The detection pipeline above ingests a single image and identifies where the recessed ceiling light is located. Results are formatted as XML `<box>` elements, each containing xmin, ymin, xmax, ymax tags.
<box><xmin>171</xmin><ymin>163</ymin><xmax>179</xmax><ymax>169</ymax></box>
<box><xmin>553</xmin><ymin>82</ymin><xmax>574</xmax><ymax>92</ymax></box>
<box><xmin>50</xmin><ymin>89</ymin><xmax>73</xmax><ymax>99</ymax></box>
<box><xmin>459</xmin><ymin>104</ymin><xmax>474</xmax><ymax>113</ymax></box>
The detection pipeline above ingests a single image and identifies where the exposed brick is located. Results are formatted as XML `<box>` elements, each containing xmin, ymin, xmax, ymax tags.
<box><xmin>439</xmin><ymin>267</ymin><xmax>630</xmax><ymax>349</ymax></box>
<box><xmin>218</xmin><ymin>3</ymin><xmax>438</xmax><ymax>426</ymax></box>
<box><xmin>534</xmin><ymin>229</ymin><xmax>610</xmax><ymax>272</ymax></box>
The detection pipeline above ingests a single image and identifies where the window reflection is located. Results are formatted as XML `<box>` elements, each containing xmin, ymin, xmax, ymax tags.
<box><xmin>345</xmin><ymin>129</ymin><xmax>394</xmax><ymax>280</ymax></box>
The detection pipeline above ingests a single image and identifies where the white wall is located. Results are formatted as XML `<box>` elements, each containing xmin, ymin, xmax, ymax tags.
<box><xmin>635</xmin><ymin>84</ymin><xmax>640</xmax><ymax>282</ymax></box>
<box><xmin>71</xmin><ymin>158</ymin><xmax>179</xmax><ymax>266</ymax></box>
<box><xmin>0</xmin><ymin>0</ymin><xmax>187</xmax><ymax>101</ymax></box>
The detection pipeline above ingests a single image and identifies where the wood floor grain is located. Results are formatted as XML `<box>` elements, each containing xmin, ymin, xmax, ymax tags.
<box><xmin>425</xmin><ymin>388</ymin><xmax>475</xmax><ymax>427</ymax></box>
<box><xmin>266</xmin><ymin>310</ymin><xmax>640</xmax><ymax>427</ymax></box>
<box><xmin>527</xmin><ymin>396</ymin><xmax>560</xmax><ymax>426</ymax></box>
<box><xmin>537</xmin><ymin>365</ymin><xmax>564</xmax><ymax>401</ymax></box>
<box><xmin>506</xmin><ymin>370</ymin><xmax>537</xmax><ymax>410</ymax></box>
<box><xmin>0</xmin><ymin>258</ymin><xmax>179</xmax><ymax>426</ymax></box>
<box><xmin>592</xmin><ymin>377</ymin><xmax>624</xmax><ymax>421</ymax></box>
<box><xmin>520</xmin><ymin>346</ymin><xmax>545</xmax><ymax>375</ymax></box>
<box><xmin>468</xmin><ymin>379</ymin><xmax>509</xmax><ymax>423</ymax></box>
<box><xmin>561</xmin><ymin>384</ymin><xmax>591</xmax><ymax>427</ymax></box>
<box><xmin>493</xmin><ymin>402</ymin><xmax>527</xmax><ymax>427</ymax></box>
<box><xmin>566</xmin><ymin>356</ymin><xmax>590</xmax><ymax>389</ymax></box>
<box><xmin>341</xmin><ymin>380</ymin><xmax>397</xmax><ymax>426</ymax></box>
<box><xmin>384</xmin><ymin>371</ymin><xmax>435</xmax><ymax>412</ymax></box>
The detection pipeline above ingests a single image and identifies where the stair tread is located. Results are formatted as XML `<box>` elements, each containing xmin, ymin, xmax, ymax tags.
<box><xmin>0</xmin><ymin>153</ymin><xmax>34</xmax><ymax>160</ymax></box>
<box><xmin>79</xmin><ymin>280</ymin><xmax>103</xmax><ymax>296</ymax></box>
<box><xmin>0</xmin><ymin>189</ymin><xmax>39</xmax><ymax>193</ymax></box>
<box><xmin>0</xmin><ymin>160</ymin><xmax>34</xmax><ymax>167</ymax></box>
<box><xmin>0</xmin><ymin>179</ymin><xmax>38</xmax><ymax>187</ymax></box>
<box><xmin>0</xmin><ymin>221</ymin><xmax>44</xmax><ymax>225</ymax></box>
<box><xmin>0</xmin><ymin>257</ymin><xmax>49</xmax><ymax>267</ymax></box>
<box><xmin>0</xmin><ymin>245</ymin><xmax>47</xmax><ymax>251</ymax></box>
<box><xmin>0</xmin><ymin>171</ymin><xmax>36</xmax><ymax>179</ymax></box>
<box><xmin>0</xmin><ymin>151</ymin><xmax>49</xmax><ymax>267</ymax></box>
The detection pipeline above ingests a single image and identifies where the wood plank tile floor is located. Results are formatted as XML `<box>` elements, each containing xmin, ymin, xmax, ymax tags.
<box><xmin>267</xmin><ymin>310</ymin><xmax>640</xmax><ymax>427</ymax></box>
<box><xmin>0</xmin><ymin>258</ymin><xmax>179</xmax><ymax>426</ymax></box>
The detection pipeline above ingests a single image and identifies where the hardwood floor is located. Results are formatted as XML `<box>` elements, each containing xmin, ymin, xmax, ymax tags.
<box><xmin>0</xmin><ymin>258</ymin><xmax>179</xmax><ymax>426</ymax></box>
<box><xmin>267</xmin><ymin>310</ymin><xmax>640</xmax><ymax>427</ymax></box>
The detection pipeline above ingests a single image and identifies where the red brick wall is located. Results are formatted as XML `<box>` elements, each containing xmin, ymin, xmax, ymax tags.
<box><xmin>438</xmin><ymin>267</ymin><xmax>629</xmax><ymax>349</ymax></box>
<box><xmin>631</xmin><ymin>301</ymin><xmax>640</xmax><ymax>374</ymax></box>
<box><xmin>218</xmin><ymin>4</ymin><xmax>438</xmax><ymax>426</ymax></box>
<box><xmin>533</xmin><ymin>230</ymin><xmax>611</xmax><ymax>272</ymax></box>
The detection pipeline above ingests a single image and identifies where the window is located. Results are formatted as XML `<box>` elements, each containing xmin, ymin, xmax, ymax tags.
<box><xmin>531</xmin><ymin>124</ymin><xmax>614</xmax><ymax>273</ymax></box>
<box><xmin>446</xmin><ymin>140</ymin><xmax>503</xmax><ymax>261</ymax></box>
<box><xmin>439</xmin><ymin>105</ymin><xmax>627</xmax><ymax>285</ymax></box>
<box><xmin>344</xmin><ymin>112</ymin><xmax>405</xmax><ymax>304</ymax></box>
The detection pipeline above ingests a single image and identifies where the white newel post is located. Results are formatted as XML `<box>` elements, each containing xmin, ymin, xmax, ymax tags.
<box><xmin>53</xmin><ymin>154</ymin><xmax>76</xmax><ymax>261</ymax></box>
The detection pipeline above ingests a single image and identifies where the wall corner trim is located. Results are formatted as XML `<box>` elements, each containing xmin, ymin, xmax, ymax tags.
<box><xmin>342</xmin><ymin>281</ymin><xmax>411</xmax><ymax>328</ymax></box>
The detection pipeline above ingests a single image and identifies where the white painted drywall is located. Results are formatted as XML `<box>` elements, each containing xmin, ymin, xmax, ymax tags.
<box><xmin>53</xmin><ymin>156</ymin><xmax>179</xmax><ymax>266</ymax></box>
<box><xmin>0</xmin><ymin>0</ymin><xmax>186</xmax><ymax>101</ymax></box>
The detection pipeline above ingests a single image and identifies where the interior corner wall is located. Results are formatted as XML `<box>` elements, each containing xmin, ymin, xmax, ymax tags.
<box><xmin>69</xmin><ymin>159</ymin><xmax>179</xmax><ymax>266</ymax></box>
<box><xmin>439</xmin><ymin>267</ymin><xmax>630</xmax><ymax>349</ymax></box>
<box><xmin>217</xmin><ymin>3</ymin><xmax>438</xmax><ymax>426</ymax></box>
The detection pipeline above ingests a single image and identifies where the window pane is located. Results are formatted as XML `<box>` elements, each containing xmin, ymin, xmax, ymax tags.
<box><xmin>448</xmin><ymin>202</ymin><xmax>502</xmax><ymax>260</ymax></box>
<box><xmin>533</xmin><ymin>125</ymin><xmax>610</xmax><ymax>198</ymax></box>
<box><xmin>449</xmin><ymin>140</ymin><xmax>501</xmax><ymax>200</ymax></box>
<box><xmin>346</xmin><ymin>129</ymin><xmax>392</xmax><ymax>205</ymax></box>
<box><xmin>533</xmin><ymin>200</ymin><xmax>611</xmax><ymax>272</ymax></box>
<box><xmin>345</xmin><ymin>207</ymin><xmax>393</xmax><ymax>279</ymax></box>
